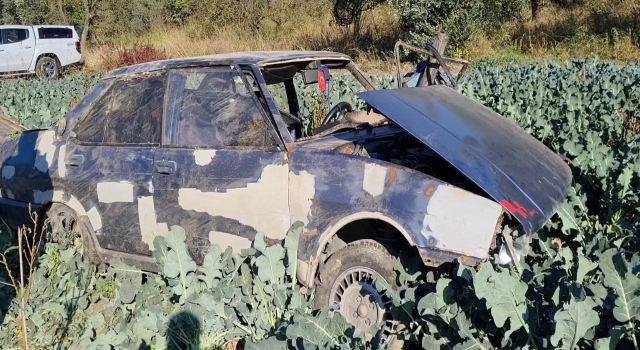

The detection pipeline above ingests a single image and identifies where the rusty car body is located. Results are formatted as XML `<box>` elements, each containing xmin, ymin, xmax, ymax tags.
<box><xmin>0</xmin><ymin>50</ymin><xmax>572</xmax><ymax>343</ymax></box>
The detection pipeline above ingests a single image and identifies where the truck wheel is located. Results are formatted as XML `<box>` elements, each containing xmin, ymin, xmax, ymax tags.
<box><xmin>36</xmin><ymin>56</ymin><xmax>60</xmax><ymax>80</ymax></box>
<box><xmin>314</xmin><ymin>239</ymin><xmax>406</xmax><ymax>349</ymax></box>
<box><xmin>44</xmin><ymin>203</ymin><xmax>101</xmax><ymax>265</ymax></box>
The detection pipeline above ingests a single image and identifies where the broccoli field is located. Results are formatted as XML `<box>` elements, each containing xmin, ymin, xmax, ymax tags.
<box><xmin>0</xmin><ymin>59</ymin><xmax>639</xmax><ymax>349</ymax></box>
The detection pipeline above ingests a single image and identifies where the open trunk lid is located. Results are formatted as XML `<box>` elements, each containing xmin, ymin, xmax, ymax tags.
<box><xmin>357</xmin><ymin>85</ymin><xmax>572</xmax><ymax>234</ymax></box>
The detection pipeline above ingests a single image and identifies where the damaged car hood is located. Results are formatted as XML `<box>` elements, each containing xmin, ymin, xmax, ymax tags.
<box><xmin>357</xmin><ymin>85</ymin><xmax>572</xmax><ymax>234</ymax></box>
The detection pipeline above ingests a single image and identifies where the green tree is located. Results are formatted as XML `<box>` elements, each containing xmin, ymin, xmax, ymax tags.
<box><xmin>531</xmin><ymin>0</ymin><xmax>540</xmax><ymax>19</ymax></box>
<box><xmin>90</xmin><ymin>0</ymin><xmax>170</xmax><ymax>42</ymax></box>
<box><xmin>332</xmin><ymin>0</ymin><xmax>386</xmax><ymax>38</ymax></box>
<box><xmin>0</xmin><ymin>0</ymin><xmax>53</xmax><ymax>24</ymax></box>
<box><xmin>485</xmin><ymin>0</ymin><xmax>527</xmax><ymax>25</ymax></box>
<box><xmin>81</xmin><ymin>0</ymin><xmax>100</xmax><ymax>49</ymax></box>
<box><xmin>56</xmin><ymin>0</ymin><xmax>69</xmax><ymax>23</ymax></box>
<box><xmin>399</xmin><ymin>0</ymin><xmax>486</xmax><ymax>53</ymax></box>
<box><xmin>399</xmin><ymin>0</ymin><xmax>526</xmax><ymax>55</ymax></box>
<box><xmin>183</xmin><ymin>0</ymin><xmax>265</xmax><ymax>36</ymax></box>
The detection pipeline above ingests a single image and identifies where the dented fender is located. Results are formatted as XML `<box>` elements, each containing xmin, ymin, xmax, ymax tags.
<box><xmin>288</xmin><ymin>148</ymin><xmax>504</xmax><ymax>286</ymax></box>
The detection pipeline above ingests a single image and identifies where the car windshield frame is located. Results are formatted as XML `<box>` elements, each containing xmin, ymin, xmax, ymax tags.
<box><xmin>248</xmin><ymin>59</ymin><xmax>376</xmax><ymax>142</ymax></box>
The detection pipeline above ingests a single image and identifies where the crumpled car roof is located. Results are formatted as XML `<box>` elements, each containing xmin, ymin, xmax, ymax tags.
<box><xmin>103</xmin><ymin>51</ymin><xmax>352</xmax><ymax>80</ymax></box>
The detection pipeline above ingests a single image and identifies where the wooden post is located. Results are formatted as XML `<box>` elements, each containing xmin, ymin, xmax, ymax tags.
<box><xmin>426</xmin><ymin>31</ymin><xmax>450</xmax><ymax>86</ymax></box>
<box><xmin>531</xmin><ymin>0</ymin><xmax>540</xmax><ymax>20</ymax></box>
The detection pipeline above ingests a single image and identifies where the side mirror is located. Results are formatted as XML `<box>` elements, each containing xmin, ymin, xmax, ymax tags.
<box><xmin>55</xmin><ymin>118</ymin><xmax>66</xmax><ymax>141</ymax></box>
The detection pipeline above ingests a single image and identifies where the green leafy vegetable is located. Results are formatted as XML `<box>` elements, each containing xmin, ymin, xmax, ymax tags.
<box><xmin>2</xmin><ymin>58</ymin><xmax>640</xmax><ymax>349</ymax></box>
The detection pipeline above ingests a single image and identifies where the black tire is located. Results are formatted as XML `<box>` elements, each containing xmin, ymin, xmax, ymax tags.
<box><xmin>35</xmin><ymin>56</ymin><xmax>60</xmax><ymax>80</ymax></box>
<box><xmin>314</xmin><ymin>239</ymin><xmax>406</xmax><ymax>349</ymax></box>
<box><xmin>44</xmin><ymin>203</ymin><xmax>101</xmax><ymax>265</ymax></box>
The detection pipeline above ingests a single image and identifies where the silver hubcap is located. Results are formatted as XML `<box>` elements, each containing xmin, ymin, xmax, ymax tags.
<box><xmin>329</xmin><ymin>267</ymin><xmax>395</xmax><ymax>343</ymax></box>
<box><xmin>42</xmin><ymin>61</ymin><xmax>56</xmax><ymax>78</ymax></box>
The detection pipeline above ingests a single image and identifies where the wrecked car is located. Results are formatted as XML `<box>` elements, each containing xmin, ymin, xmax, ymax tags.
<box><xmin>0</xmin><ymin>50</ymin><xmax>572</xmax><ymax>346</ymax></box>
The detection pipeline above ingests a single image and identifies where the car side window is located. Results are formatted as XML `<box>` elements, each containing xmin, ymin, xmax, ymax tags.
<box><xmin>37</xmin><ymin>27</ymin><xmax>72</xmax><ymax>39</ymax></box>
<box><xmin>1</xmin><ymin>28</ymin><xmax>28</xmax><ymax>44</ymax></box>
<box><xmin>73</xmin><ymin>92</ymin><xmax>111</xmax><ymax>143</ymax></box>
<box><xmin>74</xmin><ymin>74</ymin><xmax>165</xmax><ymax>145</ymax></box>
<box><xmin>165</xmin><ymin>66</ymin><xmax>269</xmax><ymax>148</ymax></box>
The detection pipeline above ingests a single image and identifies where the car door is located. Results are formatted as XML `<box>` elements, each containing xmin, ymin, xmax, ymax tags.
<box><xmin>152</xmin><ymin>64</ymin><xmax>290</xmax><ymax>263</ymax></box>
<box><xmin>0</xmin><ymin>27</ymin><xmax>35</xmax><ymax>72</ymax></box>
<box><xmin>64</xmin><ymin>72</ymin><xmax>165</xmax><ymax>255</ymax></box>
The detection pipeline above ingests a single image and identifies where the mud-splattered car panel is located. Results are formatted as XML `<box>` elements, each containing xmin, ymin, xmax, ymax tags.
<box><xmin>0</xmin><ymin>51</ymin><xmax>572</xmax><ymax>287</ymax></box>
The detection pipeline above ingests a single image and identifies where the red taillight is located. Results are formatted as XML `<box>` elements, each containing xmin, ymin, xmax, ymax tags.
<box><xmin>75</xmin><ymin>41</ymin><xmax>81</xmax><ymax>54</ymax></box>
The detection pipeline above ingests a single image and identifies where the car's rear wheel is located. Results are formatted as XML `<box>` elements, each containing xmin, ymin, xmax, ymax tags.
<box><xmin>36</xmin><ymin>56</ymin><xmax>60</xmax><ymax>80</ymax></box>
<box><xmin>314</xmin><ymin>239</ymin><xmax>406</xmax><ymax>349</ymax></box>
<box><xmin>44</xmin><ymin>203</ymin><xmax>101</xmax><ymax>265</ymax></box>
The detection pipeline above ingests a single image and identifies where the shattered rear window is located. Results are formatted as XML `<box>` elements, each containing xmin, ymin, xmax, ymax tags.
<box><xmin>165</xmin><ymin>67</ymin><xmax>268</xmax><ymax>148</ymax></box>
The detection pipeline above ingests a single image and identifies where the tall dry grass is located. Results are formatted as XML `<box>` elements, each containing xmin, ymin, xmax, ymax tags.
<box><xmin>83</xmin><ymin>0</ymin><xmax>640</xmax><ymax>73</ymax></box>
<box><xmin>84</xmin><ymin>5</ymin><xmax>401</xmax><ymax>73</ymax></box>
<box><xmin>474</xmin><ymin>0</ymin><xmax>640</xmax><ymax>63</ymax></box>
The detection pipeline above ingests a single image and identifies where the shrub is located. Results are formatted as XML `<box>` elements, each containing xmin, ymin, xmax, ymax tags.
<box><xmin>332</xmin><ymin>0</ymin><xmax>387</xmax><ymax>37</ymax></box>
<box><xmin>98</xmin><ymin>43</ymin><xmax>169</xmax><ymax>71</ymax></box>
<box><xmin>399</xmin><ymin>0</ymin><xmax>486</xmax><ymax>54</ymax></box>
<box><xmin>398</xmin><ymin>0</ymin><xmax>526</xmax><ymax>55</ymax></box>
<box><xmin>90</xmin><ymin>0</ymin><xmax>172</xmax><ymax>42</ymax></box>
<box><xmin>116</xmin><ymin>43</ymin><xmax>169</xmax><ymax>67</ymax></box>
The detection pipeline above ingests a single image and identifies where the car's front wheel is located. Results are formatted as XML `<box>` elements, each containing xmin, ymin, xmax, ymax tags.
<box><xmin>44</xmin><ymin>203</ymin><xmax>101</xmax><ymax>265</ymax></box>
<box><xmin>314</xmin><ymin>239</ymin><xmax>405</xmax><ymax>349</ymax></box>
<box><xmin>35</xmin><ymin>56</ymin><xmax>60</xmax><ymax>80</ymax></box>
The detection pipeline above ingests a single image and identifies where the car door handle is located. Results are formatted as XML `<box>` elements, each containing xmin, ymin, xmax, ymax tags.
<box><xmin>24</xmin><ymin>46</ymin><xmax>32</xmax><ymax>49</ymax></box>
<box><xmin>66</xmin><ymin>154</ymin><xmax>84</xmax><ymax>166</ymax></box>
<box><xmin>155</xmin><ymin>161</ymin><xmax>176</xmax><ymax>175</ymax></box>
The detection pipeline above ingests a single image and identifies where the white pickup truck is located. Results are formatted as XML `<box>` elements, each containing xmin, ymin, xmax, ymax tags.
<box><xmin>0</xmin><ymin>25</ymin><xmax>84</xmax><ymax>80</ymax></box>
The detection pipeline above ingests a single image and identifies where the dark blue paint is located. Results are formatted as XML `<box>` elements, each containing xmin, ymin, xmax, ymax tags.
<box><xmin>0</xmin><ymin>53</ymin><xmax>572</xmax><ymax>283</ymax></box>
<box><xmin>289</xmin><ymin>148</ymin><xmax>444</xmax><ymax>261</ymax></box>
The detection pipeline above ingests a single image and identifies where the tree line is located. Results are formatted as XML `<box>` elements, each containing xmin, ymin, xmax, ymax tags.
<box><xmin>0</xmin><ymin>0</ymin><xmax>605</xmax><ymax>55</ymax></box>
